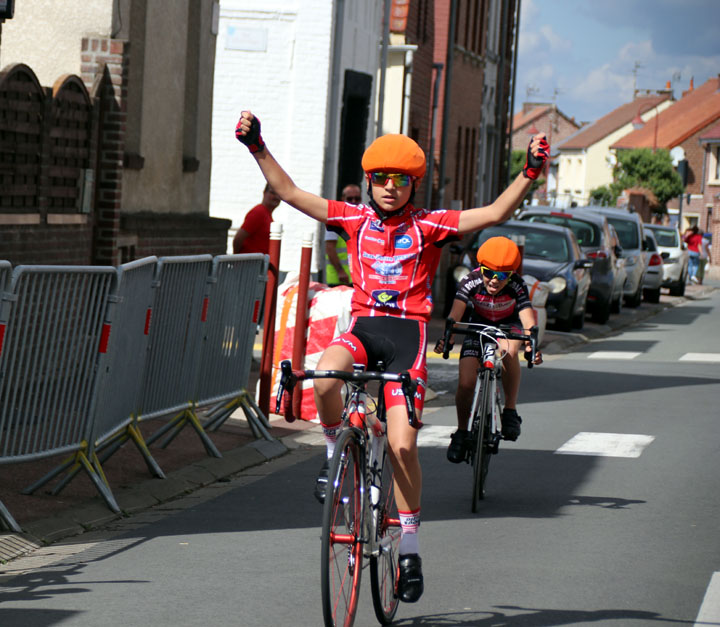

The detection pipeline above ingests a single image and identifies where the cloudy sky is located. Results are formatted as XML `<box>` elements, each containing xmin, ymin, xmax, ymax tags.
<box><xmin>515</xmin><ymin>0</ymin><xmax>720</xmax><ymax>125</ymax></box>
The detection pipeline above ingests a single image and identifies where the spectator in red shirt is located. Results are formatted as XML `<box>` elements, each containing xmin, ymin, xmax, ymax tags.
<box><xmin>232</xmin><ymin>184</ymin><xmax>280</xmax><ymax>254</ymax></box>
<box><xmin>683</xmin><ymin>225</ymin><xmax>703</xmax><ymax>284</ymax></box>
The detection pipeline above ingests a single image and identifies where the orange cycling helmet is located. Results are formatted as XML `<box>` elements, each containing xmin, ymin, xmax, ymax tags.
<box><xmin>361</xmin><ymin>134</ymin><xmax>426</xmax><ymax>179</ymax></box>
<box><xmin>476</xmin><ymin>236</ymin><xmax>521</xmax><ymax>272</ymax></box>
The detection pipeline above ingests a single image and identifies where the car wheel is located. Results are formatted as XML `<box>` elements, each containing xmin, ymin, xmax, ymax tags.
<box><xmin>572</xmin><ymin>310</ymin><xmax>585</xmax><ymax>330</ymax></box>
<box><xmin>610</xmin><ymin>293</ymin><xmax>622</xmax><ymax>314</ymax></box>
<box><xmin>591</xmin><ymin>298</ymin><xmax>610</xmax><ymax>324</ymax></box>
<box><xmin>668</xmin><ymin>272</ymin><xmax>686</xmax><ymax>296</ymax></box>
<box><xmin>555</xmin><ymin>315</ymin><xmax>573</xmax><ymax>332</ymax></box>
<box><xmin>625</xmin><ymin>282</ymin><xmax>643</xmax><ymax>308</ymax></box>
<box><xmin>643</xmin><ymin>287</ymin><xmax>661</xmax><ymax>304</ymax></box>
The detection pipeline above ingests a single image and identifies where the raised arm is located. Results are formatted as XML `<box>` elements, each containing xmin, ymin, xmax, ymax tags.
<box><xmin>457</xmin><ymin>134</ymin><xmax>549</xmax><ymax>235</ymax></box>
<box><xmin>236</xmin><ymin>111</ymin><xmax>329</xmax><ymax>222</ymax></box>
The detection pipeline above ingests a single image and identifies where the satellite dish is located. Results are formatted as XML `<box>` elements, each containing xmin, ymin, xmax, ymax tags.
<box><xmin>670</xmin><ymin>146</ymin><xmax>685</xmax><ymax>166</ymax></box>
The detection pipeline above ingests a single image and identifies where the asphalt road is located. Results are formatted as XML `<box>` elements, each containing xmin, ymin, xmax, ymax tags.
<box><xmin>1</xmin><ymin>289</ymin><xmax>719</xmax><ymax>626</ymax></box>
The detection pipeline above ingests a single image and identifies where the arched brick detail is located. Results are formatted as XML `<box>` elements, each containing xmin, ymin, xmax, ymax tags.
<box><xmin>0</xmin><ymin>63</ymin><xmax>45</xmax><ymax>212</ymax></box>
<box><xmin>49</xmin><ymin>74</ymin><xmax>96</xmax><ymax>213</ymax></box>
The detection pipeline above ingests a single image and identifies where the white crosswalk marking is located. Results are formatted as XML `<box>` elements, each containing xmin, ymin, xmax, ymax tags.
<box><xmin>417</xmin><ymin>425</ymin><xmax>454</xmax><ymax>447</ymax></box>
<box><xmin>555</xmin><ymin>432</ymin><xmax>655</xmax><ymax>458</ymax></box>
<box><xmin>587</xmin><ymin>351</ymin><xmax>641</xmax><ymax>360</ymax></box>
<box><xmin>680</xmin><ymin>353</ymin><xmax>720</xmax><ymax>363</ymax></box>
<box><xmin>695</xmin><ymin>572</ymin><xmax>720</xmax><ymax>626</ymax></box>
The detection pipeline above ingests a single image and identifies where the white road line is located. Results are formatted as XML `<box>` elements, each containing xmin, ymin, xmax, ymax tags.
<box><xmin>587</xmin><ymin>351</ymin><xmax>641</xmax><ymax>360</ymax></box>
<box><xmin>417</xmin><ymin>425</ymin><xmax>454</xmax><ymax>447</ymax></box>
<box><xmin>680</xmin><ymin>353</ymin><xmax>720</xmax><ymax>363</ymax></box>
<box><xmin>695</xmin><ymin>572</ymin><xmax>720</xmax><ymax>626</ymax></box>
<box><xmin>555</xmin><ymin>432</ymin><xmax>655</xmax><ymax>458</ymax></box>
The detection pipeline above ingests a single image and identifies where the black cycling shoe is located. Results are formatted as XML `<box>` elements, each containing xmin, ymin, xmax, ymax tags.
<box><xmin>446</xmin><ymin>429</ymin><xmax>470</xmax><ymax>463</ymax></box>
<box><xmin>501</xmin><ymin>408</ymin><xmax>522</xmax><ymax>441</ymax></box>
<box><xmin>397</xmin><ymin>554</ymin><xmax>424</xmax><ymax>603</ymax></box>
<box><xmin>314</xmin><ymin>459</ymin><xmax>330</xmax><ymax>504</ymax></box>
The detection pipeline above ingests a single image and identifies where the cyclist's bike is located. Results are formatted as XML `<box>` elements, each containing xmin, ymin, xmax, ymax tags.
<box><xmin>276</xmin><ymin>359</ymin><xmax>420</xmax><ymax>627</ymax></box>
<box><xmin>441</xmin><ymin>318</ymin><xmax>538</xmax><ymax>512</ymax></box>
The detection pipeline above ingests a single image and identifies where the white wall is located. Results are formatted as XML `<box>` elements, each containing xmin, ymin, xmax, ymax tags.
<box><xmin>0</xmin><ymin>0</ymin><xmax>112</xmax><ymax>85</ymax></box>
<box><xmin>210</xmin><ymin>0</ymin><xmax>383</xmax><ymax>271</ymax></box>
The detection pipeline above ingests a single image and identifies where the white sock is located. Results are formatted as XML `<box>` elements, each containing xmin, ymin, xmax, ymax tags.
<box><xmin>322</xmin><ymin>423</ymin><xmax>341</xmax><ymax>459</ymax></box>
<box><xmin>398</xmin><ymin>508</ymin><xmax>420</xmax><ymax>555</ymax></box>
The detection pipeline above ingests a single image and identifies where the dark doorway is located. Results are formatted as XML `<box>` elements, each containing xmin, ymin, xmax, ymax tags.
<box><xmin>337</xmin><ymin>70</ymin><xmax>372</xmax><ymax>198</ymax></box>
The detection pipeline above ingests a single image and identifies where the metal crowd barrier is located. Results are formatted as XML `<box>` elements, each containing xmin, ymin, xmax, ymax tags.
<box><xmin>172</xmin><ymin>254</ymin><xmax>270</xmax><ymax>442</ymax></box>
<box><xmin>0</xmin><ymin>254</ymin><xmax>271</xmax><ymax>532</ymax></box>
<box><xmin>0</xmin><ymin>265</ymin><xmax>118</xmax><ymax>531</ymax></box>
<box><xmin>46</xmin><ymin>257</ymin><xmax>164</xmax><ymax>498</ymax></box>
<box><xmin>146</xmin><ymin>254</ymin><xmax>273</xmax><ymax>448</ymax></box>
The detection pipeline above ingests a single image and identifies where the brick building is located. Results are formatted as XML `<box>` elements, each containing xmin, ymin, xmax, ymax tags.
<box><xmin>612</xmin><ymin>76</ymin><xmax>720</xmax><ymax>233</ymax></box>
<box><xmin>699</xmin><ymin>121</ymin><xmax>720</xmax><ymax>267</ymax></box>
<box><xmin>0</xmin><ymin>0</ymin><xmax>228</xmax><ymax>266</ymax></box>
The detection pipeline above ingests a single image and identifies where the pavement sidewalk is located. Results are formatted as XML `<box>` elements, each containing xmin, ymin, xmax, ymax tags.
<box><xmin>1</xmin><ymin>280</ymin><xmax>716</xmax><ymax>564</ymax></box>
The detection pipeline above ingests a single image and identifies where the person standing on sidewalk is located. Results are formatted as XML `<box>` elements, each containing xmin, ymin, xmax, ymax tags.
<box><xmin>235</xmin><ymin>109</ymin><xmax>549</xmax><ymax>603</ymax></box>
<box><xmin>683</xmin><ymin>225</ymin><xmax>703</xmax><ymax>284</ymax></box>
<box><xmin>324</xmin><ymin>183</ymin><xmax>361</xmax><ymax>286</ymax></box>
<box><xmin>697</xmin><ymin>232</ymin><xmax>711</xmax><ymax>284</ymax></box>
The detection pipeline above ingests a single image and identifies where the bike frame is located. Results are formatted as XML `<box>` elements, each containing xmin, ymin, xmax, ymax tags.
<box><xmin>276</xmin><ymin>360</ymin><xmax>418</xmax><ymax>627</ymax></box>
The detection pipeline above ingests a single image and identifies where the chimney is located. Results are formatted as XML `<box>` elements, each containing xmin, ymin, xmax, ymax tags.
<box><xmin>666</xmin><ymin>81</ymin><xmax>671</xmax><ymax>89</ymax></box>
<box><xmin>682</xmin><ymin>77</ymin><xmax>695</xmax><ymax>98</ymax></box>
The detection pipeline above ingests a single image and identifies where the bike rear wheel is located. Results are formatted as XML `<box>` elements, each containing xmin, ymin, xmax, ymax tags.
<box><xmin>321</xmin><ymin>428</ymin><xmax>364</xmax><ymax>627</ymax></box>
<box><xmin>471</xmin><ymin>369</ymin><xmax>493</xmax><ymax>512</ymax></box>
<box><xmin>370</xmin><ymin>441</ymin><xmax>401</xmax><ymax>625</ymax></box>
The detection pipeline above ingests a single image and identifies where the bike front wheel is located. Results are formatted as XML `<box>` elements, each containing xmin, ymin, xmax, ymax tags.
<box><xmin>471</xmin><ymin>368</ymin><xmax>493</xmax><ymax>512</ymax></box>
<box><xmin>369</xmin><ymin>441</ymin><xmax>401</xmax><ymax>625</ymax></box>
<box><xmin>321</xmin><ymin>428</ymin><xmax>364</xmax><ymax>627</ymax></box>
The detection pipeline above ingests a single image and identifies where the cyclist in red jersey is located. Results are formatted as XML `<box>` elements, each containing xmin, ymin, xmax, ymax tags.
<box><xmin>236</xmin><ymin>110</ymin><xmax>549</xmax><ymax>603</ymax></box>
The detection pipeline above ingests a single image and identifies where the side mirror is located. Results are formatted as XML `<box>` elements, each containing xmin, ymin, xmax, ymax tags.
<box><xmin>661</xmin><ymin>251</ymin><xmax>670</xmax><ymax>260</ymax></box>
<box><xmin>614</xmin><ymin>245</ymin><xmax>623</xmax><ymax>258</ymax></box>
<box><xmin>575</xmin><ymin>259</ymin><xmax>594</xmax><ymax>270</ymax></box>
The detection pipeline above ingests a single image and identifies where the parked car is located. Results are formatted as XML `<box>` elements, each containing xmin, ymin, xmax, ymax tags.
<box><xmin>445</xmin><ymin>220</ymin><xmax>593</xmax><ymax>331</ymax></box>
<box><xmin>643</xmin><ymin>223</ymin><xmax>689</xmax><ymax>296</ymax></box>
<box><xmin>517</xmin><ymin>207</ymin><xmax>626</xmax><ymax>323</ymax></box>
<box><xmin>642</xmin><ymin>229</ymin><xmax>664</xmax><ymax>303</ymax></box>
<box><xmin>575</xmin><ymin>206</ymin><xmax>647</xmax><ymax>307</ymax></box>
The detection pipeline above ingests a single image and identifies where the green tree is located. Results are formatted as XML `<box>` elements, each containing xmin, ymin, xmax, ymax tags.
<box><xmin>611</xmin><ymin>148</ymin><xmax>684</xmax><ymax>209</ymax></box>
<box><xmin>510</xmin><ymin>150</ymin><xmax>545</xmax><ymax>200</ymax></box>
<box><xmin>588</xmin><ymin>185</ymin><xmax>615</xmax><ymax>206</ymax></box>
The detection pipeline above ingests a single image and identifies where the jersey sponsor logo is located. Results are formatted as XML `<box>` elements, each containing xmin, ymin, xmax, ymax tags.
<box><xmin>371</xmin><ymin>289</ymin><xmax>399</xmax><ymax>307</ymax></box>
<box><xmin>390</xmin><ymin>387</ymin><xmax>423</xmax><ymax>400</ymax></box>
<box><xmin>371</xmin><ymin>260</ymin><xmax>402</xmax><ymax>276</ymax></box>
<box><xmin>369</xmin><ymin>220</ymin><xmax>385</xmax><ymax>233</ymax></box>
<box><xmin>364</xmin><ymin>235</ymin><xmax>385</xmax><ymax>244</ymax></box>
<box><xmin>394</xmin><ymin>234</ymin><xmax>413</xmax><ymax>249</ymax></box>
<box><xmin>339</xmin><ymin>337</ymin><xmax>358</xmax><ymax>352</ymax></box>
<box><xmin>362</xmin><ymin>251</ymin><xmax>416</xmax><ymax>263</ymax></box>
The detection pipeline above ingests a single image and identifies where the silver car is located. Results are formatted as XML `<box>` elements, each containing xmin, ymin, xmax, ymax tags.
<box><xmin>642</xmin><ymin>230</ymin><xmax>664</xmax><ymax>303</ymax></box>
<box><xmin>575</xmin><ymin>207</ymin><xmax>647</xmax><ymax>308</ymax></box>
<box><xmin>643</xmin><ymin>223</ymin><xmax>690</xmax><ymax>296</ymax></box>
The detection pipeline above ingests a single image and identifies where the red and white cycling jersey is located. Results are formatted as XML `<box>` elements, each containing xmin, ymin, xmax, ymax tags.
<box><xmin>326</xmin><ymin>200</ymin><xmax>460</xmax><ymax>322</ymax></box>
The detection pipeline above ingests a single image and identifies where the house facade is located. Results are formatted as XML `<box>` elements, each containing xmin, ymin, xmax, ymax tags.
<box><xmin>611</xmin><ymin>76</ymin><xmax>720</xmax><ymax>232</ymax></box>
<box><xmin>699</xmin><ymin>121</ymin><xmax>720</xmax><ymax>266</ymax></box>
<box><xmin>210</xmin><ymin>1</ymin><xmax>387</xmax><ymax>272</ymax></box>
<box><xmin>553</xmin><ymin>93</ymin><xmax>673</xmax><ymax>209</ymax></box>
<box><xmin>0</xmin><ymin>0</ymin><xmax>227</xmax><ymax>266</ymax></box>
